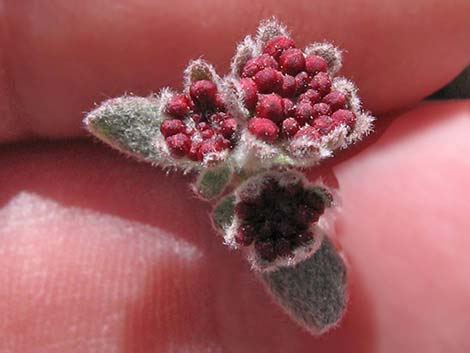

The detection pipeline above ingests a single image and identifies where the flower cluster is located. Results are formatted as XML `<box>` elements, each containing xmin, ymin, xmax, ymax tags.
<box><xmin>84</xmin><ymin>18</ymin><xmax>363</xmax><ymax>335</ymax></box>
<box><xmin>237</xmin><ymin>36</ymin><xmax>355</xmax><ymax>144</ymax></box>
<box><xmin>86</xmin><ymin>20</ymin><xmax>372</xmax><ymax>172</ymax></box>
<box><xmin>154</xmin><ymin>60</ymin><xmax>239</xmax><ymax>169</ymax></box>
<box><xmin>216</xmin><ymin>170</ymin><xmax>333</xmax><ymax>271</ymax></box>
<box><xmin>162</xmin><ymin>75</ymin><xmax>237</xmax><ymax>164</ymax></box>
<box><xmin>84</xmin><ymin>17</ymin><xmax>372</xmax><ymax>264</ymax></box>
<box><xmin>226</xmin><ymin>20</ymin><xmax>373</xmax><ymax>169</ymax></box>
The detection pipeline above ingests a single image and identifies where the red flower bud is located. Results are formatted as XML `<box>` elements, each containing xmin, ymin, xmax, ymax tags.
<box><xmin>322</xmin><ymin>91</ymin><xmax>346</xmax><ymax>111</ymax></box>
<box><xmin>312</xmin><ymin>102</ymin><xmax>332</xmax><ymax>117</ymax></box>
<box><xmin>279</xmin><ymin>48</ymin><xmax>306</xmax><ymax>75</ymax></box>
<box><xmin>331</xmin><ymin>109</ymin><xmax>356</xmax><ymax>128</ymax></box>
<box><xmin>189</xmin><ymin>80</ymin><xmax>218</xmax><ymax>105</ymax></box>
<box><xmin>160</xmin><ymin>119</ymin><xmax>186</xmax><ymax>137</ymax></box>
<box><xmin>282</xmin><ymin>118</ymin><xmax>300</xmax><ymax>138</ymax></box>
<box><xmin>310</xmin><ymin>72</ymin><xmax>332</xmax><ymax>96</ymax></box>
<box><xmin>166</xmin><ymin>94</ymin><xmax>191</xmax><ymax>118</ymax></box>
<box><xmin>305</xmin><ymin>55</ymin><xmax>328</xmax><ymax>75</ymax></box>
<box><xmin>240</xmin><ymin>78</ymin><xmax>259</xmax><ymax>109</ymax></box>
<box><xmin>279</xmin><ymin>74</ymin><xmax>296</xmax><ymax>97</ymax></box>
<box><xmin>248</xmin><ymin>117</ymin><xmax>280</xmax><ymax>142</ymax></box>
<box><xmin>220</xmin><ymin>118</ymin><xmax>238</xmax><ymax>138</ymax></box>
<box><xmin>298</xmin><ymin>89</ymin><xmax>321</xmax><ymax>104</ymax></box>
<box><xmin>311</xmin><ymin>115</ymin><xmax>338</xmax><ymax>135</ymax></box>
<box><xmin>294</xmin><ymin>72</ymin><xmax>311</xmax><ymax>95</ymax></box>
<box><xmin>166</xmin><ymin>133</ymin><xmax>191</xmax><ymax>157</ymax></box>
<box><xmin>241</xmin><ymin>54</ymin><xmax>279</xmax><ymax>77</ymax></box>
<box><xmin>262</xmin><ymin>36</ymin><xmax>296</xmax><ymax>59</ymax></box>
<box><xmin>295</xmin><ymin>100</ymin><xmax>315</xmax><ymax>125</ymax></box>
<box><xmin>201</xmin><ymin>128</ymin><xmax>215</xmax><ymax>139</ymax></box>
<box><xmin>188</xmin><ymin>141</ymin><xmax>203</xmax><ymax>161</ymax></box>
<box><xmin>254</xmin><ymin>68</ymin><xmax>283</xmax><ymax>93</ymax></box>
<box><xmin>283</xmin><ymin>98</ymin><xmax>295</xmax><ymax>117</ymax></box>
<box><xmin>256</xmin><ymin>94</ymin><xmax>285</xmax><ymax>123</ymax></box>
<box><xmin>294</xmin><ymin>126</ymin><xmax>321</xmax><ymax>141</ymax></box>
<box><xmin>215</xmin><ymin>136</ymin><xmax>233</xmax><ymax>150</ymax></box>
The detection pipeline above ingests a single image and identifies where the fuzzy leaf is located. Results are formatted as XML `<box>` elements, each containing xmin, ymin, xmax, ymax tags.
<box><xmin>261</xmin><ymin>236</ymin><xmax>348</xmax><ymax>335</ymax></box>
<box><xmin>304</xmin><ymin>42</ymin><xmax>343</xmax><ymax>75</ymax></box>
<box><xmin>230</xmin><ymin>36</ymin><xmax>257</xmax><ymax>77</ymax></box>
<box><xmin>194</xmin><ymin>164</ymin><xmax>233</xmax><ymax>200</ymax></box>
<box><xmin>84</xmin><ymin>95</ymin><xmax>165</xmax><ymax>162</ymax></box>
<box><xmin>255</xmin><ymin>17</ymin><xmax>289</xmax><ymax>48</ymax></box>
<box><xmin>212</xmin><ymin>194</ymin><xmax>236</xmax><ymax>230</ymax></box>
<box><xmin>184</xmin><ymin>59</ymin><xmax>223</xmax><ymax>91</ymax></box>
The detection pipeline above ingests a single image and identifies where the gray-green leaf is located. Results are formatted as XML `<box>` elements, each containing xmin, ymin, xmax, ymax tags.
<box><xmin>194</xmin><ymin>164</ymin><xmax>233</xmax><ymax>200</ymax></box>
<box><xmin>212</xmin><ymin>194</ymin><xmax>236</xmax><ymax>230</ymax></box>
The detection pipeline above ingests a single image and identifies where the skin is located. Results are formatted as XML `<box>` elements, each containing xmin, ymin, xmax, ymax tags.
<box><xmin>0</xmin><ymin>1</ymin><xmax>469</xmax><ymax>352</ymax></box>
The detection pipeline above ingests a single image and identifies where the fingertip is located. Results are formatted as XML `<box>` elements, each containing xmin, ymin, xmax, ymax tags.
<box><xmin>1</xmin><ymin>0</ymin><xmax>469</xmax><ymax>141</ymax></box>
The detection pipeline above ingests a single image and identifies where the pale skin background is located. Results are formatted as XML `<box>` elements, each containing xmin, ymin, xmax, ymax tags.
<box><xmin>0</xmin><ymin>0</ymin><xmax>469</xmax><ymax>352</ymax></box>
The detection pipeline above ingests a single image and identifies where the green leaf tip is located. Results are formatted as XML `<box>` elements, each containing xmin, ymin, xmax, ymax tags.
<box><xmin>212</xmin><ymin>194</ymin><xmax>236</xmax><ymax>230</ymax></box>
<box><xmin>194</xmin><ymin>164</ymin><xmax>233</xmax><ymax>200</ymax></box>
<box><xmin>273</xmin><ymin>153</ymin><xmax>295</xmax><ymax>165</ymax></box>
<box><xmin>84</xmin><ymin>95</ymin><xmax>163</xmax><ymax>161</ymax></box>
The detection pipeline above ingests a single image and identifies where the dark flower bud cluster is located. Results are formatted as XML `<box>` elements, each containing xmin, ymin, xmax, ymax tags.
<box><xmin>234</xmin><ymin>173</ymin><xmax>328</xmax><ymax>262</ymax></box>
<box><xmin>214</xmin><ymin>170</ymin><xmax>334</xmax><ymax>271</ymax></box>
